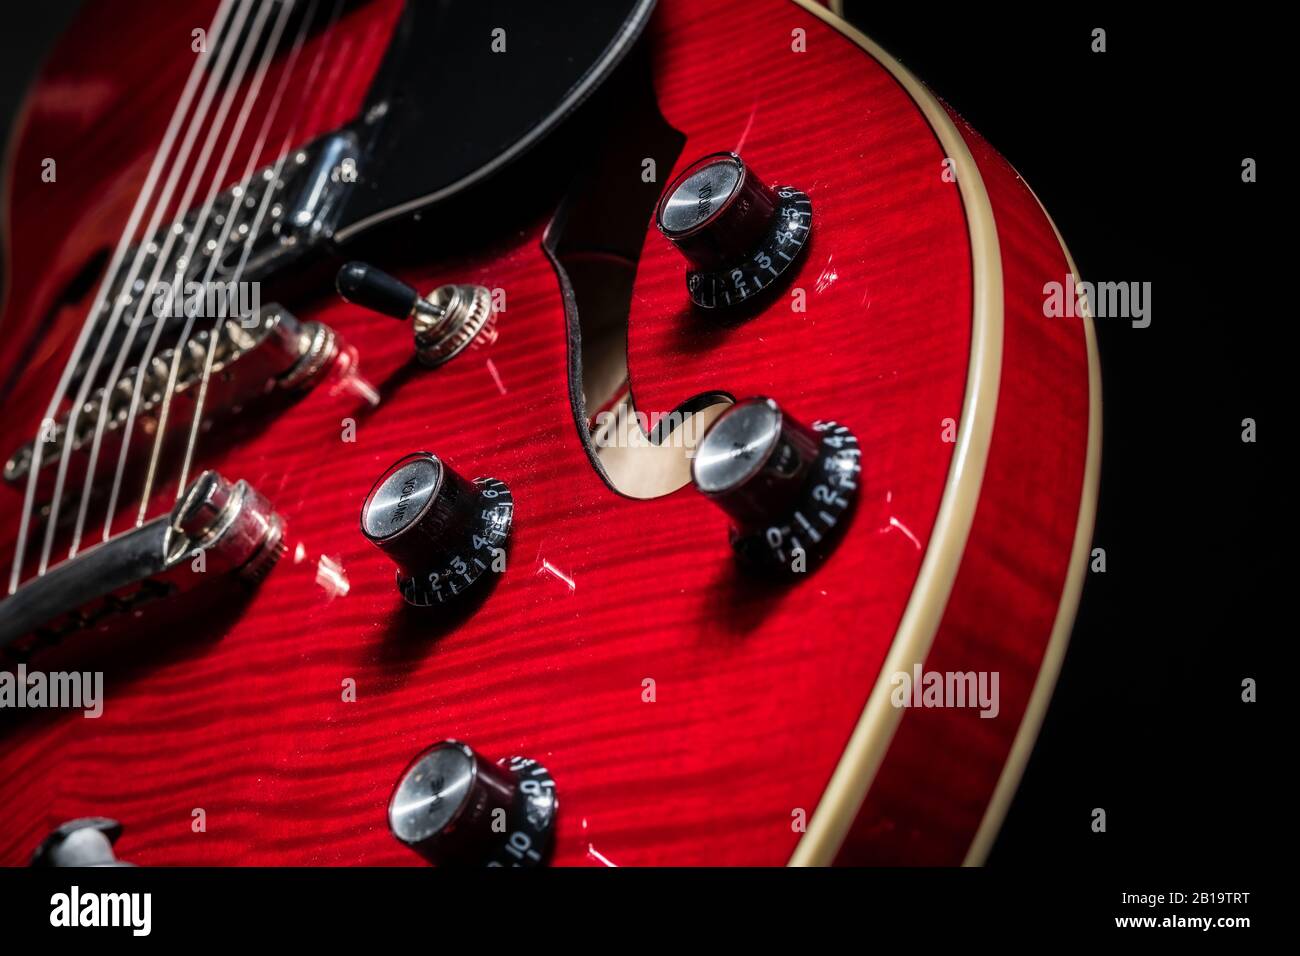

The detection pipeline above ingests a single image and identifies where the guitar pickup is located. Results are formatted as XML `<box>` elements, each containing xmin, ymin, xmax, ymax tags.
<box><xmin>3</xmin><ymin>306</ymin><xmax>345</xmax><ymax>502</ymax></box>
<box><xmin>0</xmin><ymin>471</ymin><xmax>284</xmax><ymax>652</ymax></box>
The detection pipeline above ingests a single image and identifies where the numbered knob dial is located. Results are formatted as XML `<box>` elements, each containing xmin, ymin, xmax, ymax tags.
<box><xmin>361</xmin><ymin>452</ymin><xmax>512</xmax><ymax>606</ymax></box>
<box><xmin>692</xmin><ymin>397</ymin><xmax>859</xmax><ymax>572</ymax></box>
<box><xmin>388</xmin><ymin>740</ymin><xmax>557</xmax><ymax>867</ymax></box>
<box><xmin>656</xmin><ymin>152</ymin><xmax>812</xmax><ymax>309</ymax></box>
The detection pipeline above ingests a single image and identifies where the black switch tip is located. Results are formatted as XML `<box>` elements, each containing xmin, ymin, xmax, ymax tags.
<box><xmin>335</xmin><ymin>261</ymin><xmax>420</xmax><ymax>320</ymax></box>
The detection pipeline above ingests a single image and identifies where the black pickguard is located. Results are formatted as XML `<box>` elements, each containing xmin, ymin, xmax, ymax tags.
<box><xmin>331</xmin><ymin>0</ymin><xmax>657</xmax><ymax>242</ymax></box>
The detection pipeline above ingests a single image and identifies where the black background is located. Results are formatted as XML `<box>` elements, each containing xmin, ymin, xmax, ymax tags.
<box><xmin>839</xmin><ymin>4</ymin><xmax>1277</xmax><ymax>868</ymax></box>
<box><xmin>0</xmin><ymin>0</ymin><xmax>1277</xmax><ymax>882</ymax></box>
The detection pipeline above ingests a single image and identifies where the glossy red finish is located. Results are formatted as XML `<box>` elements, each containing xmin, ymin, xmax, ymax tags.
<box><xmin>833</xmin><ymin>115</ymin><xmax>1089</xmax><ymax>864</ymax></box>
<box><xmin>0</xmin><ymin>0</ymin><xmax>1092</xmax><ymax>866</ymax></box>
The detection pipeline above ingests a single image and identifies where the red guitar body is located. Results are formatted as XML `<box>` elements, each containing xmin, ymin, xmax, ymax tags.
<box><xmin>0</xmin><ymin>0</ymin><xmax>1098</xmax><ymax>866</ymax></box>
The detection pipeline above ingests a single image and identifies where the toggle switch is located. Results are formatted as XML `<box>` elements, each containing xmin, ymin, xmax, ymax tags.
<box><xmin>335</xmin><ymin>261</ymin><xmax>494</xmax><ymax>368</ymax></box>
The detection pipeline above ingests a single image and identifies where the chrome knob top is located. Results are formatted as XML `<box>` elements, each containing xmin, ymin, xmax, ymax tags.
<box><xmin>31</xmin><ymin>818</ymin><xmax>132</xmax><ymax>867</ymax></box>
<box><xmin>692</xmin><ymin>397</ymin><xmax>821</xmax><ymax>526</ymax></box>
<box><xmin>657</xmin><ymin>153</ymin><xmax>751</xmax><ymax>244</ymax></box>
<box><xmin>361</xmin><ymin>454</ymin><xmax>441</xmax><ymax>542</ymax></box>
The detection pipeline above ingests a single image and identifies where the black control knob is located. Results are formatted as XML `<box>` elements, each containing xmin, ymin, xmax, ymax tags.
<box><xmin>656</xmin><ymin>152</ymin><xmax>812</xmax><ymax>309</ymax></box>
<box><xmin>361</xmin><ymin>452</ymin><xmax>512</xmax><ymax>606</ymax></box>
<box><xmin>692</xmin><ymin>397</ymin><xmax>859</xmax><ymax>572</ymax></box>
<box><xmin>388</xmin><ymin>740</ymin><xmax>557</xmax><ymax>867</ymax></box>
<box><xmin>336</xmin><ymin>261</ymin><xmax>495</xmax><ymax>368</ymax></box>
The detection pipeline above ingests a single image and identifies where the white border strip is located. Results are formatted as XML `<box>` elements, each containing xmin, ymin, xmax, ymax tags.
<box><xmin>789</xmin><ymin>0</ymin><xmax>1004</xmax><ymax>866</ymax></box>
<box><xmin>962</xmin><ymin>216</ymin><xmax>1101</xmax><ymax>865</ymax></box>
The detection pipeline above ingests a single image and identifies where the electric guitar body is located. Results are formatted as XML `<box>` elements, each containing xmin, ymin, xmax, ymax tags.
<box><xmin>0</xmin><ymin>0</ymin><xmax>1098</xmax><ymax>866</ymax></box>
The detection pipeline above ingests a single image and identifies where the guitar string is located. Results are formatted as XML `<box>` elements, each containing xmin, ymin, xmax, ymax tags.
<box><xmin>141</xmin><ymin>0</ymin><xmax>331</xmax><ymax>521</ymax></box>
<box><xmin>175</xmin><ymin>0</ymin><xmax>338</xmax><ymax>500</ymax></box>
<box><xmin>34</xmin><ymin>0</ymin><xmax>262</xmax><ymax>570</ymax></box>
<box><xmin>5</xmin><ymin>0</ymin><xmax>239</xmax><ymax>593</ymax></box>
<box><xmin>68</xmin><ymin>0</ymin><xmax>278</xmax><ymax>556</ymax></box>
<box><xmin>74</xmin><ymin>0</ymin><xmax>293</xmax><ymax>548</ymax></box>
<box><xmin>124</xmin><ymin>0</ymin><xmax>295</xmax><ymax>530</ymax></box>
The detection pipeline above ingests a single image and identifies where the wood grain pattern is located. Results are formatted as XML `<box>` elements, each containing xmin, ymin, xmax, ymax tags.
<box><xmin>832</xmin><ymin>113</ymin><xmax>1090</xmax><ymax>865</ymax></box>
<box><xmin>0</xmin><ymin>0</ymin><xmax>1093</xmax><ymax>866</ymax></box>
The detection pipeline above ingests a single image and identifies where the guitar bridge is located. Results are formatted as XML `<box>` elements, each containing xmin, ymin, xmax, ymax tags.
<box><xmin>0</xmin><ymin>471</ymin><xmax>284</xmax><ymax>653</ymax></box>
<box><xmin>3</xmin><ymin>306</ymin><xmax>342</xmax><ymax>502</ymax></box>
